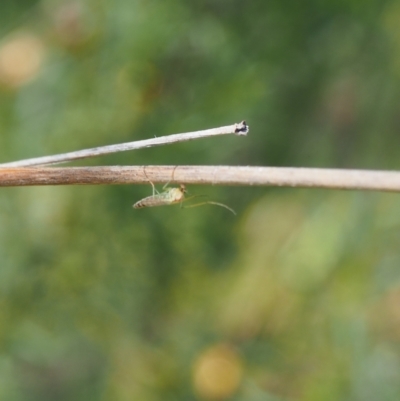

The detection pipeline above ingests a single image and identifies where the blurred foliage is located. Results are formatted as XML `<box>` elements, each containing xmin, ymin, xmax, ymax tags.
<box><xmin>1</xmin><ymin>0</ymin><xmax>400</xmax><ymax>400</ymax></box>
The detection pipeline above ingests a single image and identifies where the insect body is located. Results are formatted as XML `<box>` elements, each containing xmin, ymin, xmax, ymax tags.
<box><xmin>133</xmin><ymin>183</ymin><xmax>236</xmax><ymax>215</ymax></box>
<box><xmin>133</xmin><ymin>184</ymin><xmax>187</xmax><ymax>209</ymax></box>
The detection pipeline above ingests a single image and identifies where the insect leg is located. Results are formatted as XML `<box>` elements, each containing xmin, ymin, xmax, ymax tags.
<box><xmin>184</xmin><ymin>200</ymin><xmax>236</xmax><ymax>215</ymax></box>
<box><xmin>162</xmin><ymin>165</ymin><xmax>180</xmax><ymax>190</ymax></box>
<box><xmin>143</xmin><ymin>166</ymin><xmax>158</xmax><ymax>195</ymax></box>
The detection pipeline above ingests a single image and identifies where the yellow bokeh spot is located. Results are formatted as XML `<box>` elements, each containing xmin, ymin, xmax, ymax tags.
<box><xmin>193</xmin><ymin>343</ymin><xmax>243</xmax><ymax>400</ymax></box>
<box><xmin>0</xmin><ymin>33</ymin><xmax>45</xmax><ymax>88</ymax></box>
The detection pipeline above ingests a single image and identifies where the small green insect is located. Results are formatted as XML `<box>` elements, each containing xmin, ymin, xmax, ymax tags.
<box><xmin>133</xmin><ymin>183</ymin><xmax>235</xmax><ymax>215</ymax></box>
<box><xmin>133</xmin><ymin>184</ymin><xmax>187</xmax><ymax>208</ymax></box>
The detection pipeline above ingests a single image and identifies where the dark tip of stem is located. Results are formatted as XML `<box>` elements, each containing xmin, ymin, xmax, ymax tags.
<box><xmin>234</xmin><ymin>121</ymin><xmax>249</xmax><ymax>136</ymax></box>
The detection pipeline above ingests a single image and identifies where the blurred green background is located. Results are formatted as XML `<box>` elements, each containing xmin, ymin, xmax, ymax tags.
<box><xmin>1</xmin><ymin>0</ymin><xmax>400</xmax><ymax>400</ymax></box>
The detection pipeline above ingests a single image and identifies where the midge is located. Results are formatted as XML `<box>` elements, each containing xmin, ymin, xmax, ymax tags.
<box><xmin>133</xmin><ymin>183</ymin><xmax>236</xmax><ymax>215</ymax></box>
<box><xmin>133</xmin><ymin>184</ymin><xmax>187</xmax><ymax>209</ymax></box>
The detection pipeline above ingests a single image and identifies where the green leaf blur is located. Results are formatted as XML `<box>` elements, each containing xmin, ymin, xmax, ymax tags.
<box><xmin>0</xmin><ymin>1</ymin><xmax>400</xmax><ymax>400</ymax></box>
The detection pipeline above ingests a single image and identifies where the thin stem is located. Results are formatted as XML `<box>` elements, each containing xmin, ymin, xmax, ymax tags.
<box><xmin>1</xmin><ymin>165</ymin><xmax>400</xmax><ymax>192</ymax></box>
<box><xmin>0</xmin><ymin>121</ymin><xmax>248</xmax><ymax>167</ymax></box>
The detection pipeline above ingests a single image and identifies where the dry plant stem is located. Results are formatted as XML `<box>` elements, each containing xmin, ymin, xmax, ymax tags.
<box><xmin>1</xmin><ymin>165</ymin><xmax>400</xmax><ymax>192</ymax></box>
<box><xmin>0</xmin><ymin>121</ymin><xmax>248</xmax><ymax>167</ymax></box>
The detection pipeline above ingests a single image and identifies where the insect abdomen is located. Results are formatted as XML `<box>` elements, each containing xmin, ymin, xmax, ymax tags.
<box><xmin>133</xmin><ymin>195</ymin><xmax>164</xmax><ymax>208</ymax></box>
